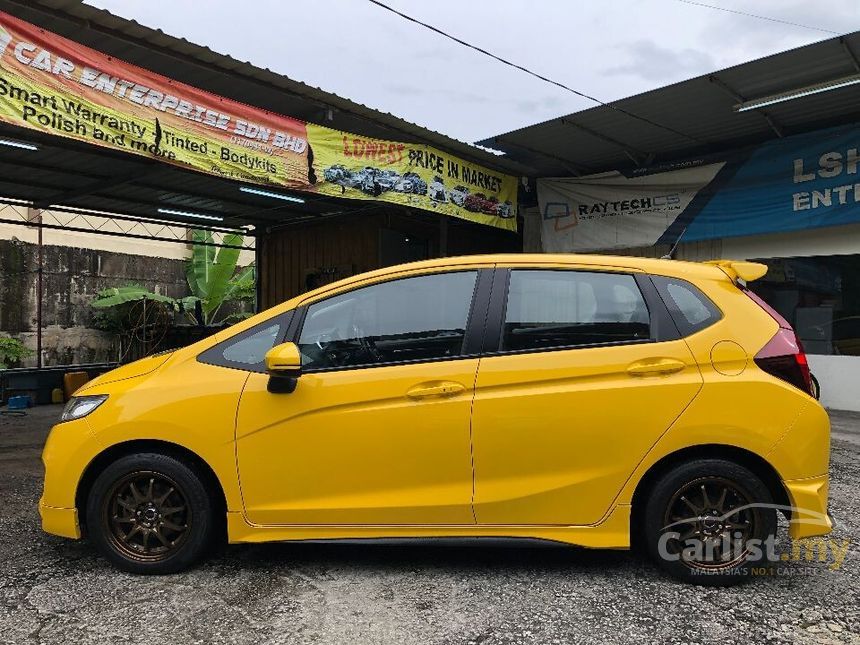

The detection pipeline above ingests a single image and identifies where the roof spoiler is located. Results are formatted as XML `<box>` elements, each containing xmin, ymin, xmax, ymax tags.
<box><xmin>704</xmin><ymin>260</ymin><xmax>768</xmax><ymax>283</ymax></box>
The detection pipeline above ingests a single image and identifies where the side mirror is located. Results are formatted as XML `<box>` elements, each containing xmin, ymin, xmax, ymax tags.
<box><xmin>264</xmin><ymin>342</ymin><xmax>302</xmax><ymax>393</ymax></box>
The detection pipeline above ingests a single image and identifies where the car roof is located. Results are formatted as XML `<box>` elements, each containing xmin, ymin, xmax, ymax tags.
<box><xmin>298</xmin><ymin>254</ymin><xmax>729</xmax><ymax>301</ymax></box>
<box><xmin>417</xmin><ymin>253</ymin><xmax>723</xmax><ymax>275</ymax></box>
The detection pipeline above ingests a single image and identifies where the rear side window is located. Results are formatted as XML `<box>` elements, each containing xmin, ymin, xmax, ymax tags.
<box><xmin>501</xmin><ymin>270</ymin><xmax>650</xmax><ymax>352</ymax></box>
<box><xmin>652</xmin><ymin>276</ymin><xmax>721</xmax><ymax>336</ymax></box>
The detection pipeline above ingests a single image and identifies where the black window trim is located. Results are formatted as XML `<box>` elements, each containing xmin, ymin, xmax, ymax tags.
<box><xmin>481</xmin><ymin>267</ymin><xmax>680</xmax><ymax>359</ymax></box>
<box><xmin>636</xmin><ymin>273</ymin><xmax>681</xmax><ymax>342</ymax></box>
<box><xmin>194</xmin><ymin>268</ymin><xmax>692</xmax><ymax>373</ymax></box>
<box><xmin>289</xmin><ymin>267</ymin><xmax>493</xmax><ymax>375</ymax></box>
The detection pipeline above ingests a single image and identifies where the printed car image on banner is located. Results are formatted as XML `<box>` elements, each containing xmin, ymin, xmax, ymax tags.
<box><xmin>0</xmin><ymin>11</ymin><xmax>518</xmax><ymax>231</ymax></box>
<box><xmin>306</xmin><ymin>125</ymin><xmax>518</xmax><ymax>230</ymax></box>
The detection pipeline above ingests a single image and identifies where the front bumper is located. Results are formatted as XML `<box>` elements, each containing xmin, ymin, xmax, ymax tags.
<box><xmin>39</xmin><ymin>497</ymin><xmax>81</xmax><ymax>539</ymax></box>
<box><xmin>783</xmin><ymin>474</ymin><xmax>833</xmax><ymax>539</ymax></box>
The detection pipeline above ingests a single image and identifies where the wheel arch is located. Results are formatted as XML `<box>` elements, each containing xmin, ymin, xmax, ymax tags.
<box><xmin>629</xmin><ymin>444</ymin><xmax>790</xmax><ymax>548</ymax></box>
<box><xmin>74</xmin><ymin>439</ymin><xmax>228</xmax><ymax>536</ymax></box>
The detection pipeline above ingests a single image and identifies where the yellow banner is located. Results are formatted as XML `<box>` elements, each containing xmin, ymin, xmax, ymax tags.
<box><xmin>308</xmin><ymin>125</ymin><xmax>517</xmax><ymax>229</ymax></box>
<box><xmin>0</xmin><ymin>11</ymin><xmax>517</xmax><ymax>230</ymax></box>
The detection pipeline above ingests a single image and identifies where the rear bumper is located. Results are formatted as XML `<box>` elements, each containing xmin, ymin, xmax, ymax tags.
<box><xmin>783</xmin><ymin>474</ymin><xmax>832</xmax><ymax>539</ymax></box>
<box><xmin>39</xmin><ymin>497</ymin><xmax>81</xmax><ymax>539</ymax></box>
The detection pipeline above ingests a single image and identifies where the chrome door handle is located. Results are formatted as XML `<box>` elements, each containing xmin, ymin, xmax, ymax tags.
<box><xmin>627</xmin><ymin>358</ymin><xmax>686</xmax><ymax>377</ymax></box>
<box><xmin>406</xmin><ymin>382</ymin><xmax>466</xmax><ymax>399</ymax></box>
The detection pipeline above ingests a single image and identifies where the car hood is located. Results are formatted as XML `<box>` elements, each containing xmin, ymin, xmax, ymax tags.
<box><xmin>79</xmin><ymin>351</ymin><xmax>175</xmax><ymax>392</ymax></box>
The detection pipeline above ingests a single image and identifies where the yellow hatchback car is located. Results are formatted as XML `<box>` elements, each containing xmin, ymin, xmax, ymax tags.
<box><xmin>40</xmin><ymin>254</ymin><xmax>832</xmax><ymax>584</ymax></box>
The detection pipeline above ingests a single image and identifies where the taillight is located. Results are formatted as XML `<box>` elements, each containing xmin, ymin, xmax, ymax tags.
<box><xmin>744</xmin><ymin>289</ymin><xmax>813</xmax><ymax>395</ymax></box>
<box><xmin>754</xmin><ymin>328</ymin><xmax>813</xmax><ymax>395</ymax></box>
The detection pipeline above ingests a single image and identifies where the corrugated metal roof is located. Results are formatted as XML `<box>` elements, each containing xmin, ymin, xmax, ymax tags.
<box><xmin>0</xmin><ymin>0</ymin><xmax>529</xmax><ymax>233</ymax></box>
<box><xmin>478</xmin><ymin>32</ymin><xmax>860</xmax><ymax>177</ymax></box>
<box><xmin>1</xmin><ymin>0</ymin><xmax>527</xmax><ymax>176</ymax></box>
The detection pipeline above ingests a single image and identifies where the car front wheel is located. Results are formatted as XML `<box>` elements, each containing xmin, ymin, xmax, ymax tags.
<box><xmin>85</xmin><ymin>452</ymin><xmax>216</xmax><ymax>574</ymax></box>
<box><xmin>643</xmin><ymin>459</ymin><xmax>778</xmax><ymax>586</ymax></box>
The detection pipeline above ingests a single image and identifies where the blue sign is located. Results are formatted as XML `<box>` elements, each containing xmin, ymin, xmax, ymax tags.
<box><xmin>667</xmin><ymin>124</ymin><xmax>860</xmax><ymax>242</ymax></box>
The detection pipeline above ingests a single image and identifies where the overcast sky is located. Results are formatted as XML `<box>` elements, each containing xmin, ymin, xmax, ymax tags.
<box><xmin>85</xmin><ymin>0</ymin><xmax>860</xmax><ymax>144</ymax></box>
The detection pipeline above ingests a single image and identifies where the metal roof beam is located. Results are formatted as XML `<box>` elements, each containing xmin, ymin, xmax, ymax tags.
<box><xmin>841</xmin><ymin>37</ymin><xmax>860</xmax><ymax>72</ymax></box>
<box><xmin>32</xmin><ymin>167</ymin><xmax>163</xmax><ymax>209</ymax></box>
<box><xmin>0</xmin><ymin>175</ymin><xmax>232</xmax><ymax>221</ymax></box>
<box><xmin>0</xmin><ymin>157</ymin><xmax>103</xmax><ymax>182</ymax></box>
<box><xmin>0</xmin><ymin>157</ymin><xmax>265</xmax><ymax>213</ymax></box>
<box><xmin>0</xmin><ymin>156</ymin><xmax>274</xmax><ymax>212</ymax></box>
<box><xmin>0</xmin><ymin>213</ymin><xmax>252</xmax><ymax>249</ymax></box>
<box><xmin>709</xmin><ymin>75</ymin><xmax>783</xmax><ymax>138</ymax></box>
<box><xmin>559</xmin><ymin>118</ymin><xmax>650</xmax><ymax>166</ymax></box>
<box><xmin>488</xmin><ymin>138</ymin><xmax>593</xmax><ymax>176</ymax></box>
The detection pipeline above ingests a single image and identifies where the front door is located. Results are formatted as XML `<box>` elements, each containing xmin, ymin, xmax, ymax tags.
<box><xmin>471</xmin><ymin>268</ymin><xmax>703</xmax><ymax>525</ymax></box>
<box><xmin>236</xmin><ymin>269</ymin><xmax>483</xmax><ymax>525</ymax></box>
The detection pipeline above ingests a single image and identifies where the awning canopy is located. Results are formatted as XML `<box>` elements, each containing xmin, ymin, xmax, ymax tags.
<box><xmin>478</xmin><ymin>31</ymin><xmax>860</xmax><ymax>177</ymax></box>
<box><xmin>0</xmin><ymin>0</ymin><xmax>527</xmax><ymax>235</ymax></box>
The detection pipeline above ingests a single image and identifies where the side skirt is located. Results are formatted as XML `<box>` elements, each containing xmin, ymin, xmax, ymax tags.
<box><xmin>226</xmin><ymin>504</ymin><xmax>631</xmax><ymax>549</ymax></box>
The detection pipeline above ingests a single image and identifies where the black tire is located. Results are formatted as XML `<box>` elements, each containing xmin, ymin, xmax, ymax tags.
<box><xmin>85</xmin><ymin>452</ymin><xmax>215</xmax><ymax>574</ymax></box>
<box><xmin>643</xmin><ymin>459</ymin><xmax>777</xmax><ymax>586</ymax></box>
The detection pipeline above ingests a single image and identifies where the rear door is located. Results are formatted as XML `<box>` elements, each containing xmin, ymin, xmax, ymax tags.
<box><xmin>471</xmin><ymin>267</ymin><xmax>703</xmax><ymax>525</ymax></box>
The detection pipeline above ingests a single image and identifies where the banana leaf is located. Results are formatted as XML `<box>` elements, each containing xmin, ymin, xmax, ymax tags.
<box><xmin>185</xmin><ymin>230</ymin><xmax>216</xmax><ymax>299</ymax></box>
<box><xmin>92</xmin><ymin>286</ymin><xmax>177</xmax><ymax>309</ymax></box>
<box><xmin>202</xmin><ymin>233</ymin><xmax>243</xmax><ymax>316</ymax></box>
<box><xmin>224</xmin><ymin>264</ymin><xmax>256</xmax><ymax>301</ymax></box>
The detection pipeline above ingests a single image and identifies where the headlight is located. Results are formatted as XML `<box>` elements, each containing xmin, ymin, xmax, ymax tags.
<box><xmin>60</xmin><ymin>395</ymin><xmax>108</xmax><ymax>422</ymax></box>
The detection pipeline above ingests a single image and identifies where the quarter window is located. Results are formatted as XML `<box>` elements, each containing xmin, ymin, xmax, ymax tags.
<box><xmin>502</xmin><ymin>270</ymin><xmax>650</xmax><ymax>352</ymax></box>
<box><xmin>652</xmin><ymin>276</ymin><xmax>721</xmax><ymax>336</ymax></box>
<box><xmin>197</xmin><ymin>313</ymin><xmax>289</xmax><ymax>373</ymax></box>
<box><xmin>298</xmin><ymin>271</ymin><xmax>478</xmax><ymax>370</ymax></box>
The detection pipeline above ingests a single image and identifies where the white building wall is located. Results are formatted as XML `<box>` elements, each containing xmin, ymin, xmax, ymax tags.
<box><xmin>720</xmin><ymin>225</ymin><xmax>860</xmax><ymax>412</ymax></box>
<box><xmin>588</xmin><ymin>223</ymin><xmax>860</xmax><ymax>412</ymax></box>
<box><xmin>807</xmin><ymin>355</ymin><xmax>860</xmax><ymax>412</ymax></box>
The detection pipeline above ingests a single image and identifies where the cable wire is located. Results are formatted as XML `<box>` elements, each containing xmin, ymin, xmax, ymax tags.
<box><xmin>366</xmin><ymin>0</ymin><xmax>706</xmax><ymax>144</ymax></box>
<box><xmin>673</xmin><ymin>0</ymin><xmax>839</xmax><ymax>35</ymax></box>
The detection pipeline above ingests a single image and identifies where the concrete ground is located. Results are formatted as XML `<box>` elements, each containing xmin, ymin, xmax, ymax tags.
<box><xmin>0</xmin><ymin>405</ymin><xmax>858</xmax><ymax>645</ymax></box>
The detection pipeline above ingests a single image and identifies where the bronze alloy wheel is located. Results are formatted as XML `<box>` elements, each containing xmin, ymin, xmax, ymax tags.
<box><xmin>102</xmin><ymin>470</ymin><xmax>191</xmax><ymax>562</ymax></box>
<box><xmin>662</xmin><ymin>476</ymin><xmax>761</xmax><ymax>572</ymax></box>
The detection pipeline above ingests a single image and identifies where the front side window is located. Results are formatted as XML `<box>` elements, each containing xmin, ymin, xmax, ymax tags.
<box><xmin>502</xmin><ymin>270</ymin><xmax>650</xmax><ymax>352</ymax></box>
<box><xmin>298</xmin><ymin>271</ymin><xmax>478</xmax><ymax>370</ymax></box>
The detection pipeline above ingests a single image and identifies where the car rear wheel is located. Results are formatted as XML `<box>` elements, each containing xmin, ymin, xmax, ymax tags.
<box><xmin>643</xmin><ymin>459</ymin><xmax>777</xmax><ymax>586</ymax></box>
<box><xmin>85</xmin><ymin>453</ymin><xmax>215</xmax><ymax>574</ymax></box>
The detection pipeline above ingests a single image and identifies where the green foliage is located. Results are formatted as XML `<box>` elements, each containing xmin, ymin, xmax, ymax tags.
<box><xmin>183</xmin><ymin>231</ymin><xmax>253</xmax><ymax>325</ymax></box>
<box><xmin>0</xmin><ymin>336</ymin><xmax>33</xmax><ymax>369</ymax></box>
<box><xmin>91</xmin><ymin>285</ymin><xmax>178</xmax><ymax>309</ymax></box>
<box><xmin>90</xmin><ymin>231</ymin><xmax>255</xmax><ymax>327</ymax></box>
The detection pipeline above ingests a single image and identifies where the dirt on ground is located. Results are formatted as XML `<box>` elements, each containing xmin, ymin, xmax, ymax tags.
<box><xmin>1</xmin><ymin>404</ymin><xmax>858</xmax><ymax>644</ymax></box>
